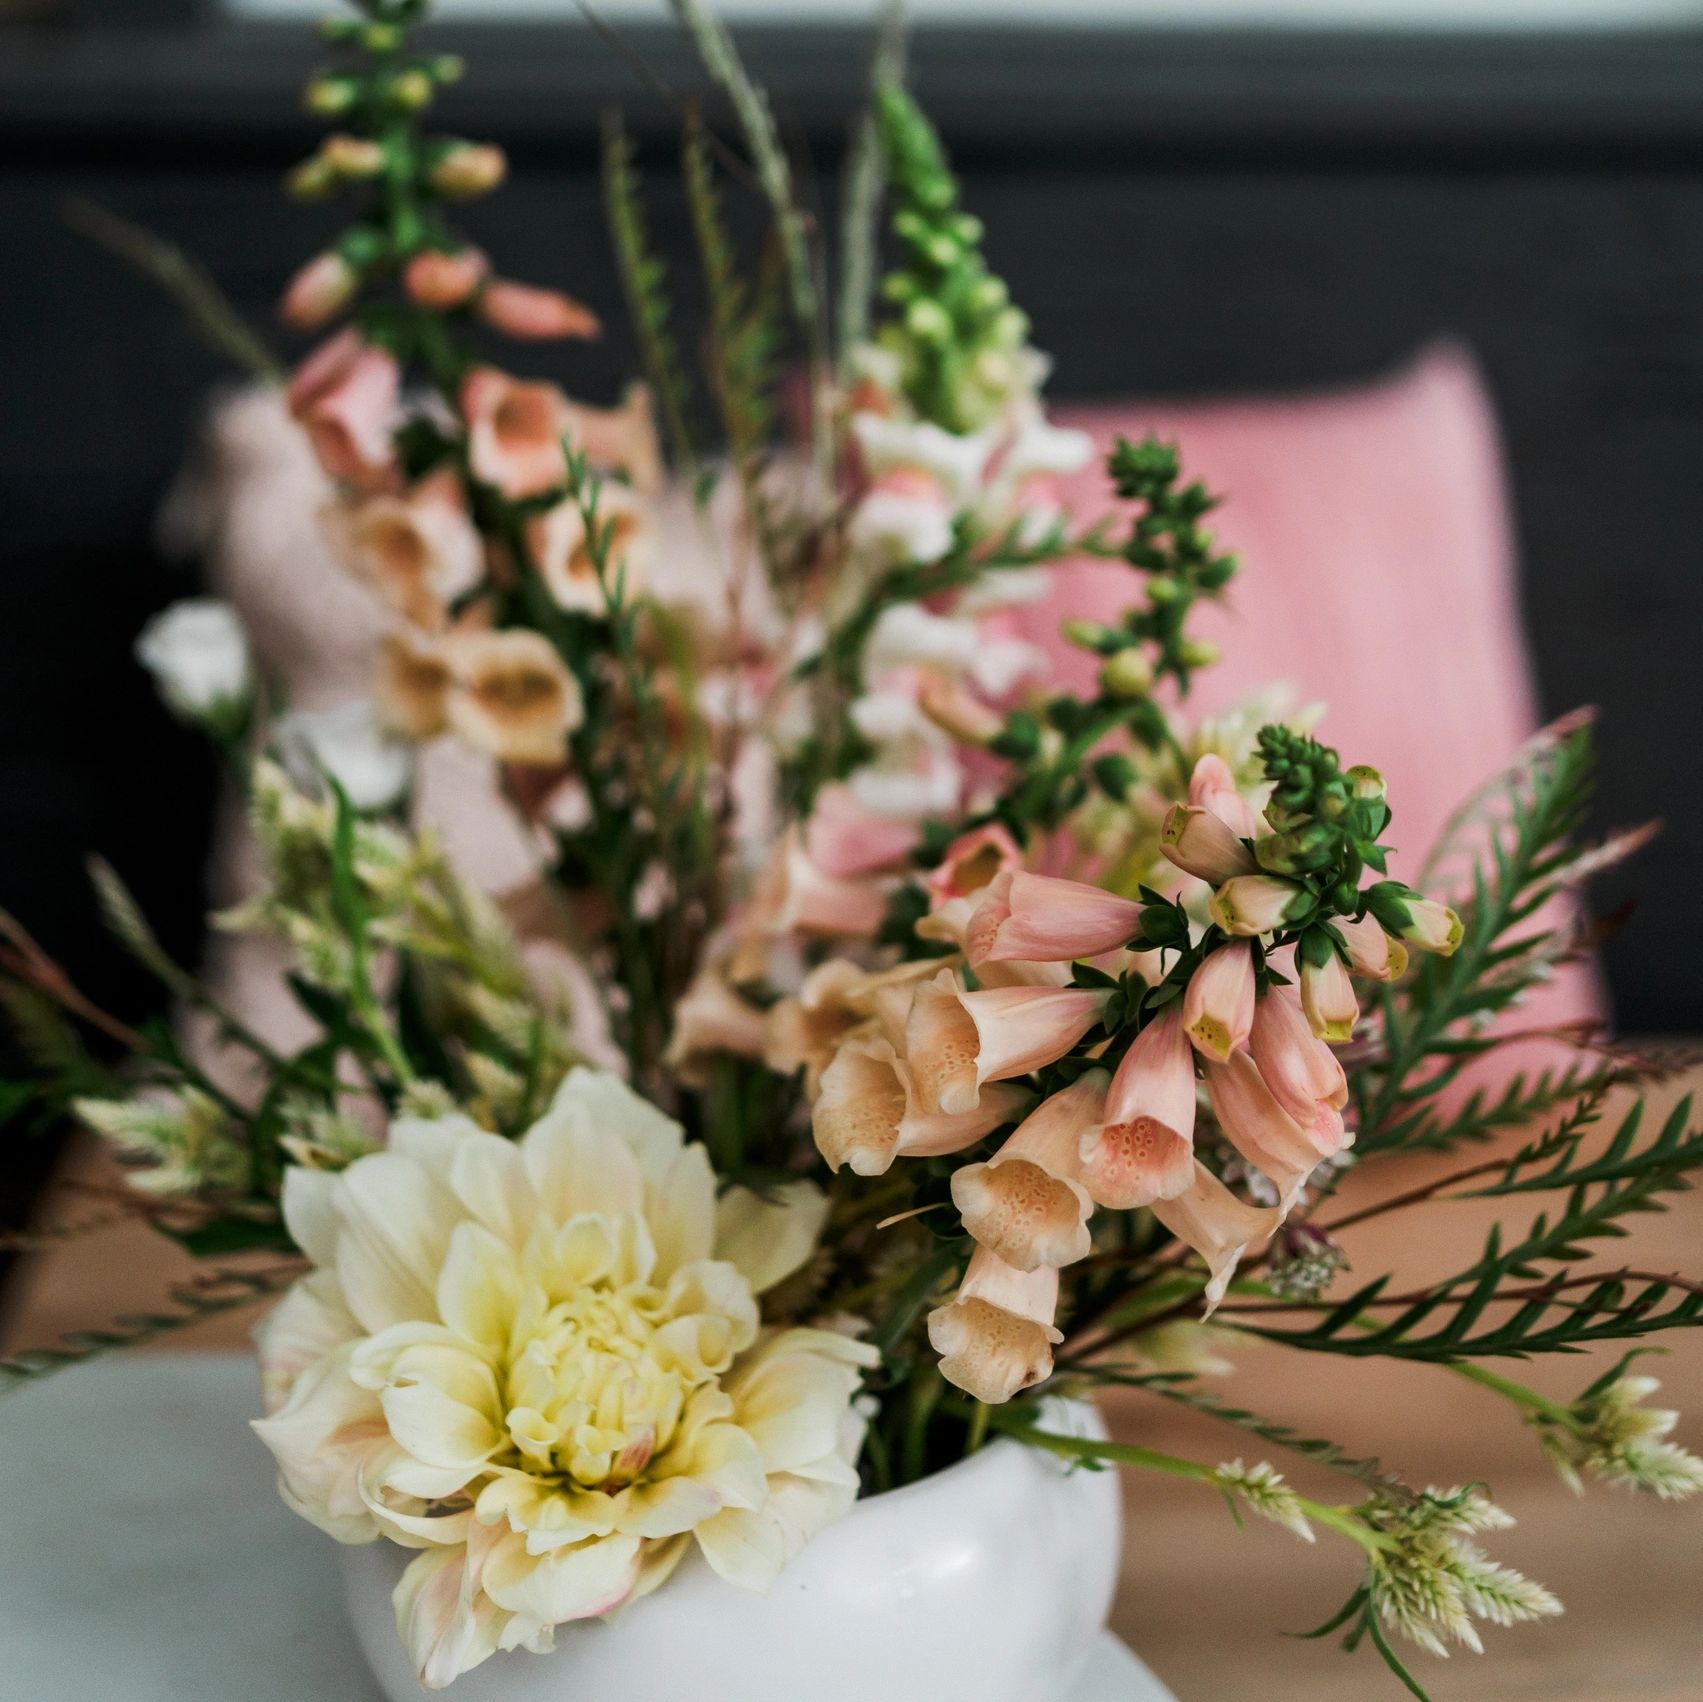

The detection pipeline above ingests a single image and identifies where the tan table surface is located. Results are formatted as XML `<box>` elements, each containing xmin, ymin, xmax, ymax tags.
<box><xmin>7</xmin><ymin>1072</ymin><xmax>1702</xmax><ymax>1701</ymax></box>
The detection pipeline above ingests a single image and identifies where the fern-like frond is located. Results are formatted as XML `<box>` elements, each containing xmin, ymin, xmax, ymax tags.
<box><xmin>0</xmin><ymin>1263</ymin><xmax>302</xmax><ymax>1397</ymax></box>
<box><xmin>600</xmin><ymin>112</ymin><xmax>696</xmax><ymax>474</ymax></box>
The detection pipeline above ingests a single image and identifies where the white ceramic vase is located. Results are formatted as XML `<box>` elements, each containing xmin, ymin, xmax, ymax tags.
<box><xmin>342</xmin><ymin>1402</ymin><xmax>1122</xmax><ymax>1702</ymax></box>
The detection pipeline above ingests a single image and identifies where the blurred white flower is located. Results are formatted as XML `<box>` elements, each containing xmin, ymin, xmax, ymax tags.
<box><xmin>275</xmin><ymin>699</ymin><xmax>413</xmax><ymax>813</ymax></box>
<box><xmin>134</xmin><ymin>597</ymin><xmax>252</xmax><ymax>725</ymax></box>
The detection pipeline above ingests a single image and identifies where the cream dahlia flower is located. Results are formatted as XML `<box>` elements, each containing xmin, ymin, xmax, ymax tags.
<box><xmin>253</xmin><ymin>1069</ymin><xmax>872</xmax><ymax>1689</ymax></box>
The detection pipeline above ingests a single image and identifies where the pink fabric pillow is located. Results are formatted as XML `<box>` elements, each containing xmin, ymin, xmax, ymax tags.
<box><xmin>1040</xmin><ymin>343</ymin><xmax>1603</xmax><ymax>1036</ymax></box>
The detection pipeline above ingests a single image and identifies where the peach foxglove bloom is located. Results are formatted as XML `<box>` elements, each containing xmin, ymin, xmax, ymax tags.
<box><xmin>924</xmin><ymin>821</ymin><xmax>1024</xmax><ymax>910</ymax></box>
<box><xmin>811</xmin><ymin>1032</ymin><xmax>1028</xmax><ymax>1176</ymax></box>
<box><xmin>904</xmin><ymin>969</ymin><xmax>1109</xmax><ymax>1118</ymax></box>
<box><xmin>1335</xmin><ymin>911</ymin><xmax>1409</xmax><ymax>981</ymax></box>
<box><xmin>479</xmin><ymin>280</ymin><xmax>602</xmax><ymax>341</ymax></box>
<box><xmin>429</xmin><ymin>141</ymin><xmax>508</xmax><ymax>198</ymax></box>
<box><xmin>1204</xmin><ymin>1051</ymin><xmax>1328</xmax><ymax>1216</ymax></box>
<box><xmin>252</xmin><ymin>1071</ymin><xmax>871</xmax><ymax>1690</ymax></box>
<box><xmin>135</xmin><ymin>598</ymin><xmax>252</xmax><ymax>724</ymax></box>
<box><xmin>323</xmin><ymin>471</ymin><xmax>483</xmax><ymax>629</ymax></box>
<box><xmin>951</xmin><ymin>1071</ymin><xmax>1104</xmax><ymax>1270</ymax></box>
<box><xmin>524</xmin><ymin>480</ymin><xmax>651</xmax><ymax>615</ymax></box>
<box><xmin>462</xmin><ymin>367</ymin><xmax>573</xmax><ymax>501</ymax></box>
<box><xmin>275</xmin><ymin>699</ymin><xmax>412</xmax><ymax>813</ymax></box>
<box><xmin>288</xmin><ymin>329</ymin><xmax>400</xmax><ymax>489</ymax></box>
<box><xmin>915</xmin><ymin>671</ymin><xmax>1005</xmax><ymax>745</ymax></box>
<box><xmin>443</xmin><ymin>628</ymin><xmax>585</xmax><ymax>766</ymax></box>
<box><xmin>663</xmin><ymin>962</ymin><xmax>771</xmax><ymax>1088</ymax></box>
<box><xmin>279</xmin><ymin>250</ymin><xmax>357</xmax><ymax>331</ymax></box>
<box><xmin>1160</xmin><ymin>803</ymin><xmax>1257</xmax><ymax>886</ymax></box>
<box><xmin>571</xmin><ymin>384</ymin><xmax>665</xmax><ymax>495</ymax></box>
<box><xmin>404</xmin><ymin>248</ymin><xmax>490</xmax><ymax>310</ymax></box>
<box><xmin>1182</xmin><ymin>941</ymin><xmax>1256</xmax><ymax>1064</ymax></box>
<box><xmin>1299</xmin><ymin>943</ymin><xmax>1359</xmax><ymax>1043</ymax></box>
<box><xmin>927</xmin><ymin>1247</ymin><xmax>1062</xmax><ymax>1405</ymax></box>
<box><xmin>1150</xmin><ymin>1162</ymin><xmax>1282</xmax><ymax>1312</ymax></box>
<box><xmin>753</xmin><ymin>828</ymin><xmax>888</xmax><ymax>941</ymax></box>
<box><xmin>1079</xmin><ymin>1005</ymin><xmax>1197</xmax><ymax>1209</ymax></box>
<box><xmin>766</xmin><ymin>957</ymin><xmax>940</xmax><ymax>1099</ymax></box>
<box><xmin>965</xmin><ymin>871</ymin><xmax>1145</xmax><ymax>966</ymax></box>
<box><xmin>375</xmin><ymin>630</ymin><xmax>453</xmax><ymax>739</ymax></box>
<box><xmin>1189</xmin><ymin>751</ymin><xmax>1263</xmax><ymax>840</ymax></box>
<box><xmin>1247</xmin><ymin>988</ymin><xmax>1347</xmax><ymax>1127</ymax></box>
<box><xmin>1367</xmin><ymin>880</ymin><xmax>1464</xmax><ymax>956</ymax></box>
<box><xmin>1209</xmin><ymin>874</ymin><xmax>1310</xmax><ymax>938</ymax></box>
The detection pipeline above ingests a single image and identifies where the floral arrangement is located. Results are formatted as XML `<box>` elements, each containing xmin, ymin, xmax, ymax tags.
<box><xmin>5</xmin><ymin>2</ymin><xmax>1701</xmax><ymax>1696</ymax></box>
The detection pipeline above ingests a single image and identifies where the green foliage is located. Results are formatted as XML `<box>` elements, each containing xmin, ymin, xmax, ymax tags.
<box><xmin>1356</xmin><ymin>722</ymin><xmax>1600</xmax><ymax>1153</ymax></box>
<box><xmin>682</xmin><ymin>114</ymin><xmax>783</xmax><ymax>499</ymax></box>
<box><xmin>602</xmin><ymin>113</ymin><xmax>696</xmax><ymax>475</ymax></box>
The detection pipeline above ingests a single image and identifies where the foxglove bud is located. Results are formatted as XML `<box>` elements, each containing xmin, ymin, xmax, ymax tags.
<box><xmin>1161</xmin><ymin>803</ymin><xmax>1256</xmax><ymax>883</ymax></box>
<box><xmin>1367</xmin><ymin>881</ymin><xmax>1463</xmax><ymax>956</ymax></box>
<box><xmin>1335</xmin><ymin>912</ymin><xmax>1408</xmax><ymax>981</ymax></box>
<box><xmin>321</xmin><ymin>135</ymin><xmax>386</xmax><ymax>179</ymax></box>
<box><xmin>278</xmin><ymin>251</ymin><xmax>357</xmax><ymax>331</ymax></box>
<box><xmin>1255</xmin><ymin>819</ymin><xmax>1336</xmax><ymax>876</ymax></box>
<box><xmin>1099</xmin><ymin>648</ymin><xmax>1154</xmax><ymax>699</ymax></box>
<box><xmin>429</xmin><ymin>141</ymin><xmax>507</xmax><ymax>198</ymax></box>
<box><xmin>1208</xmin><ymin>875</ymin><xmax>1311</xmax><ymax>937</ymax></box>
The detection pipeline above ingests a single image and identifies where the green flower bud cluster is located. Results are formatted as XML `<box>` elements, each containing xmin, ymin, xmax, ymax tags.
<box><xmin>1256</xmin><ymin>726</ymin><xmax>1390</xmax><ymax>885</ymax></box>
<box><xmin>1100</xmin><ymin>435</ymin><xmax>1238</xmax><ymax>700</ymax></box>
<box><xmin>874</xmin><ymin>86</ymin><xmax>1032</xmax><ymax>434</ymax></box>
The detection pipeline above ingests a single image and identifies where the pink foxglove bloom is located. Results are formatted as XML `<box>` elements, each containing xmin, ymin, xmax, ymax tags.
<box><xmin>461</xmin><ymin>367</ymin><xmax>573</xmax><ymax>500</ymax></box>
<box><xmin>1151</xmin><ymin>1162</ymin><xmax>1282</xmax><ymax>1312</ymax></box>
<box><xmin>1248</xmin><ymin>987</ymin><xmax>1347</xmax><ymax>1127</ymax></box>
<box><xmin>924</xmin><ymin>821</ymin><xmax>1024</xmax><ymax>910</ymax></box>
<box><xmin>1160</xmin><ymin>802</ymin><xmax>1257</xmax><ymax>885</ymax></box>
<box><xmin>1189</xmin><ymin>751</ymin><xmax>1263</xmax><ymax>840</ymax></box>
<box><xmin>1335</xmin><ymin>911</ymin><xmax>1409</xmax><ymax>981</ymax></box>
<box><xmin>927</xmin><ymin>1247</ymin><xmax>1063</xmax><ymax>1405</ymax></box>
<box><xmin>802</xmin><ymin>783</ymin><xmax>922</xmax><ymax>879</ymax></box>
<box><xmin>403</xmin><ymin>247</ymin><xmax>490</xmax><ymax>310</ymax></box>
<box><xmin>1079</xmin><ymin>1005</ymin><xmax>1197</xmax><ymax>1209</ymax></box>
<box><xmin>442</xmin><ymin>628</ymin><xmax>584</xmax><ymax>766</ymax></box>
<box><xmin>1182</xmin><ymin>940</ymin><xmax>1256</xmax><ymax>1063</ymax></box>
<box><xmin>966</xmin><ymin>871</ymin><xmax>1145</xmax><ymax>966</ymax></box>
<box><xmin>812</xmin><ymin>1034</ymin><xmax>1028</xmax><ymax>1176</ymax></box>
<box><xmin>1208</xmin><ymin>874</ymin><xmax>1309</xmax><ymax>938</ymax></box>
<box><xmin>916</xmin><ymin>895</ymin><xmax>1072</xmax><ymax>990</ymax></box>
<box><xmin>253</xmin><ymin>1071</ymin><xmax>870</xmax><ymax>1690</ymax></box>
<box><xmin>287</xmin><ymin>328</ymin><xmax>400</xmax><ymax>489</ymax></box>
<box><xmin>951</xmin><ymin>1071</ymin><xmax>1105</xmax><ymax>1271</ymax></box>
<box><xmin>479</xmin><ymin>279</ymin><xmax>602</xmax><ymax>341</ymax></box>
<box><xmin>524</xmin><ymin>479</ymin><xmax>651</xmax><ymax>615</ymax></box>
<box><xmin>1300</xmin><ymin>945</ymin><xmax>1359</xmax><ymax>1043</ymax></box>
<box><xmin>429</xmin><ymin>140</ymin><xmax>508</xmax><ymax>198</ymax></box>
<box><xmin>1204</xmin><ymin>1051</ymin><xmax>1327</xmax><ymax>1216</ymax></box>
<box><xmin>904</xmin><ymin>969</ymin><xmax>1110</xmax><ymax>1118</ymax></box>
<box><xmin>323</xmin><ymin>469</ymin><xmax>482</xmax><ymax>629</ymax></box>
<box><xmin>279</xmin><ymin>250</ymin><xmax>357</xmax><ymax>331</ymax></box>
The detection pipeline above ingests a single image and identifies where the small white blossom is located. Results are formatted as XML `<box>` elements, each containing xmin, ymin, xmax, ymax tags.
<box><xmin>134</xmin><ymin>597</ymin><xmax>252</xmax><ymax>725</ymax></box>
<box><xmin>1215</xmin><ymin>1459</ymin><xmax>1314</xmax><ymax>1543</ymax></box>
<box><xmin>275</xmin><ymin>699</ymin><xmax>413</xmax><ymax>813</ymax></box>
<box><xmin>1540</xmin><ymin>1373</ymin><xmax>1703</xmax><ymax>1501</ymax></box>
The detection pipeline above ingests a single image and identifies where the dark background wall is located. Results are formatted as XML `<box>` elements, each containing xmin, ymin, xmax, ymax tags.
<box><xmin>2</xmin><ymin>11</ymin><xmax>1701</xmax><ymax>1047</ymax></box>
